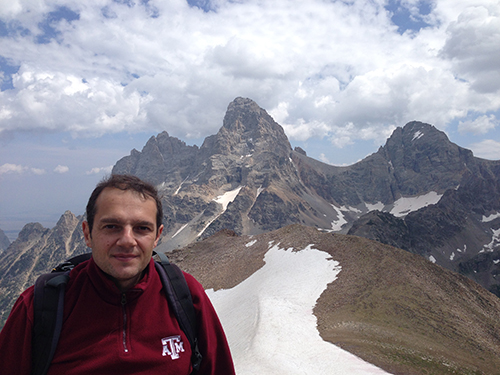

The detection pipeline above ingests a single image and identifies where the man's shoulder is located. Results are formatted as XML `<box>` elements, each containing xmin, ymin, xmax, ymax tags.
<box><xmin>16</xmin><ymin>284</ymin><xmax>36</xmax><ymax>310</ymax></box>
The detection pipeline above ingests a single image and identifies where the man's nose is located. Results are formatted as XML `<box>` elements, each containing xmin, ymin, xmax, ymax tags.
<box><xmin>117</xmin><ymin>226</ymin><xmax>137</xmax><ymax>247</ymax></box>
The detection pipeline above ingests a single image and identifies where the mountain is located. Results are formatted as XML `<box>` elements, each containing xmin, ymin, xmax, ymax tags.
<box><xmin>347</xmin><ymin>124</ymin><xmax>500</xmax><ymax>296</ymax></box>
<box><xmin>113</xmin><ymin>97</ymin><xmax>314</xmax><ymax>249</ymax></box>
<box><xmin>0</xmin><ymin>228</ymin><xmax>10</xmax><ymax>253</ymax></box>
<box><xmin>112</xmin><ymin>97</ymin><xmax>500</xmax><ymax>296</ymax></box>
<box><xmin>169</xmin><ymin>225</ymin><xmax>500</xmax><ymax>375</ymax></box>
<box><xmin>0</xmin><ymin>212</ymin><xmax>87</xmax><ymax>325</ymax></box>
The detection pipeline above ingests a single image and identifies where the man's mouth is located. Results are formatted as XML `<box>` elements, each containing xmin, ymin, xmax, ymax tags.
<box><xmin>113</xmin><ymin>254</ymin><xmax>138</xmax><ymax>262</ymax></box>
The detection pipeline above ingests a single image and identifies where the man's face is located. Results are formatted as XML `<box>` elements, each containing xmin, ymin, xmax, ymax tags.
<box><xmin>82</xmin><ymin>187</ymin><xmax>163</xmax><ymax>291</ymax></box>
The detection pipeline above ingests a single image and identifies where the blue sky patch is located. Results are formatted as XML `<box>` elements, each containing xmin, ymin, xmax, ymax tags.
<box><xmin>0</xmin><ymin>19</ymin><xmax>32</xmax><ymax>38</ymax></box>
<box><xmin>36</xmin><ymin>6</ymin><xmax>80</xmax><ymax>44</ymax></box>
<box><xmin>187</xmin><ymin>0</ymin><xmax>216</xmax><ymax>13</ymax></box>
<box><xmin>0</xmin><ymin>56</ymin><xmax>20</xmax><ymax>91</ymax></box>
<box><xmin>385</xmin><ymin>0</ymin><xmax>434</xmax><ymax>34</ymax></box>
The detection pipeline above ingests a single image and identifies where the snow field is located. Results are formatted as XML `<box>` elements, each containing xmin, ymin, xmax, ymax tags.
<box><xmin>390</xmin><ymin>191</ymin><xmax>442</xmax><ymax>217</ymax></box>
<box><xmin>207</xmin><ymin>243</ymin><xmax>391</xmax><ymax>374</ymax></box>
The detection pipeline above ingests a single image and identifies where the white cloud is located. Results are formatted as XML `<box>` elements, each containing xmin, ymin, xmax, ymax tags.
<box><xmin>440</xmin><ymin>4</ymin><xmax>500</xmax><ymax>93</ymax></box>
<box><xmin>458</xmin><ymin>114</ymin><xmax>497</xmax><ymax>135</ymax></box>
<box><xmin>0</xmin><ymin>0</ymin><xmax>499</xmax><ymax>148</ymax></box>
<box><xmin>0</xmin><ymin>163</ymin><xmax>26</xmax><ymax>174</ymax></box>
<box><xmin>86</xmin><ymin>165</ymin><xmax>113</xmax><ymax>175</ymax></box>
<box><xmin>54</xmin><ymin>165</ymin><xmax>69</xmax><ymax>173</ymax></box>
<box><xmin>31</xmin><ymin>167</ymin><xmax>46</xmax><ymax>175</ymax></box>
<box><xmin>0</xmin><ymin>0</ymin><xmax>23</xmax><ymax>18</ymax></box>
<box><xmin>0</xmin><ymin>163</ymin><xmax>46</xmax><ymax>175</ymax></box>
<box><xmin>318</xmin><ymin>153</ymin><xmax>332</xmax><ymax>165</ymax></box>
<box><xmin>468</xmin><ymin>139</ymin><xmax>500</xmax><ymax>160</ymax></box>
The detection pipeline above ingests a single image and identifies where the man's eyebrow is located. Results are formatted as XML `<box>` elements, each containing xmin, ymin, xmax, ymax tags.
<box><xmin>98</xmin><ymin>217</ymin><xmax>155</xmax><ymax>227</ymax></box>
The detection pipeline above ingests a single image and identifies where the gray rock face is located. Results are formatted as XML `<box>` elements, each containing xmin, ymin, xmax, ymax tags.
<box><xmin>0</xmin><ymin>211</ymin><xmax>87</xmax><ymax>327</ymax></box>
<box><xmin>349</xmin><ymin>165</ymin><xmax>500</xmax><ymax>295</ymax></box>
<box><xmin>113</xmin><ymin>97</ymin><xmax>311</xmax><ymax>247</ymax></box>
<box><xmin>380</xmin><ymin>121</ymin><xmax>476</xmax><ymax>195</ymax></box>
<box><xmin>113</xmin><ymin>131</ymin><xmax>199</xmax><ymax>186</ymax></box>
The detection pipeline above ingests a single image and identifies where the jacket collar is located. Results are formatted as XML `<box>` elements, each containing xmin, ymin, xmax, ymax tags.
<box><xmin>87</xmin><ymin>257</ymin><xmax>154</xmax><ymax>305</ymax></box>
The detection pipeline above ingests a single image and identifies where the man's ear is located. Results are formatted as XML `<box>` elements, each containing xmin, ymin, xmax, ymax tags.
<box><xmin>82</xmin><ymin>221</ymin><xmax>92</xmax><ymax>248</ymax></box>
<box><xmin>154</xmin><ymin>224</ymin><xmax>164</xmax><ymax>247</ymax></box>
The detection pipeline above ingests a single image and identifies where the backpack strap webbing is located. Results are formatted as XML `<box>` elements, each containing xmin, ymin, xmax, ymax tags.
<box><xmin>52</xmin><ymin>253</ymin><xmax>92</xmax><ymax>273</ymax></box>
<box><xmin>32</xmin><ymin>253</ymin><xmax>92</xmax><ymax>375</ymax></box>
<box><xmin>154</xmin><ymin>251</ymin><xmax>203</xmax><ymax>372</ymax></box>
<box><xmin>32</xmin><ymin>272</ymin><xmax>70</xmax><ymax>375</ymax></box>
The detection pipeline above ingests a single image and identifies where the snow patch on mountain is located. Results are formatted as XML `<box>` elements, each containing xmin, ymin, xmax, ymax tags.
<box><xmin>480</xmin><ymin>228</ymin><xmax>500</xmax><ymax>253</ymax></box>
<box><xmin>482</xmin><ymin>212</ymin><xmax>500</xmax><ymax>223</ymax></box>
<box><xmin>331</xmin><ymin>205</ymin><xmax>348</xmax><ymax>231</ymax></box>
<box><xmin>207</xmin><ymin>244</ymin><xmax>391</xmax><ymax>374</ymax></box>
<box><xmin>390</xmin><ymin>191</ymin><xmax>442</xmax><ymax>217</ymax></box>
<box><xmin>245</xmin><ymin>239</ymin><xmax>257</xmax><ymax>247</ymax></box>
<box><xmin>215</xmin><ymin>186</ymin><xmax>243</xmax><ymax>211</ymax></box>
<box><xmin>198</xmin><ymin>186</ymin><xmax>244</xmax><ymax>237</ymax></box>
<box><xmin>412</xmin><ymin>130</ymin><xmax>424</xmax><ymax>141</ymax></box>
<box><xmin>172</xmin><ymin>223</ymin><xmax>188</xmax><ymax>238</ymax></box>
<box><xmin>366</xmin><ymin>202</ymin><xmax>385</xmax><ymax>211</ymax></box>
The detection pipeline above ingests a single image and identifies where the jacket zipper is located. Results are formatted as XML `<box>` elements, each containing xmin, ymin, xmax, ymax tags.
<box><xmin>121</xmin><ymin>293</ymin><xmax>129</xmax><ymax>353</ymax></box>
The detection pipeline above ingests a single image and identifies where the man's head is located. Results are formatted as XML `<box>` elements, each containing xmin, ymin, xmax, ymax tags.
<box><xmin>86</xmin><ymin>174</ymin><xmax>163</xmax><ymax>235</ymax></box>
<box><xmin>82</xmin><ymin>174</ymin><xmax>164</xmax><ymax>291</ymax></box>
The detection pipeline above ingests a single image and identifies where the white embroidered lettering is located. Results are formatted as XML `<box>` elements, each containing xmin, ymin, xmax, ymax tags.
<box><xmin>161</xmin><ymin>335</ymin><xmax>185</xmax><ymax>360</ymax></box>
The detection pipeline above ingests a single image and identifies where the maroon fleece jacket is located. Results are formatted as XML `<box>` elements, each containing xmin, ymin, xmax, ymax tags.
<box><xmin>0</xmin><ymin>257</ymin><xmax>235</xmax><ymax>375</ymax></box>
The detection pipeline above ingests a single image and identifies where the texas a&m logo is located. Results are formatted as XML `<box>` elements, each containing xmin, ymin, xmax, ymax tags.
<box><xmin>161</xmin><ymin>335</ymin><xmax>185</xmax><ymax>360</ymax></box>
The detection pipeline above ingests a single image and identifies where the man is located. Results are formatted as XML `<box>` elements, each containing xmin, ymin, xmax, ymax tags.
<box><xmin>0</xmin><ymin>174</ymin><xmax>235</xmax><ymax>374</ymax></box>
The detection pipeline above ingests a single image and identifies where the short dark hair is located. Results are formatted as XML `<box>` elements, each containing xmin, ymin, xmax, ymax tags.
<box><xmin>86</xmin><ymin>174</ymin><xmax>163</xmax><ymax>234</ymax></box>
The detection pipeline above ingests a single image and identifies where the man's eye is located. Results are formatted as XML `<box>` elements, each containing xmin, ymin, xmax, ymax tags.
<box><xmin>104</xmin><ymin>224</ymin><xmax>118</xmax><ymax>229</ymax></box>
<box><xmin>137</xmin><ymin>226</ymin><xmax>152</xmax><ymax>232</ymax></box>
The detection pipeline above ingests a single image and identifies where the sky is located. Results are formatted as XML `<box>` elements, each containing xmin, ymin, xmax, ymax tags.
<box><xmin>207</xmin><ymin>242</ymin><xmax>390</xmax><ymax>374</ymax></box>
<box><xmin>1</xmin><ymin>0</ymin><xmax>500</xmax><ymax>240</ymax></box>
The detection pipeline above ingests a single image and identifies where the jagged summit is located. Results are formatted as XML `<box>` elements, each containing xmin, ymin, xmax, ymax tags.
<box><xmin>218</xmin><ymin>97</ymin><xmax>291</xmax><ymax>155</ymax></box>
<box><xmin>199</xmin><ymin>97</ymin><xmax>291</xmax><ymax>162</ymax></box>
<box><xmin>114</xmin><ymin>97</ymin><xmax>293</xmax><ymax>187</ymax></box>
<box><xmin>113</xmin><ymin>131</ymin><xmax>198</xmax><ymax>186</ymax></box>
<box><xmin>378</xmin><ymin>121</ymin><xmax>476</xmax><ymax>194</ymax></box>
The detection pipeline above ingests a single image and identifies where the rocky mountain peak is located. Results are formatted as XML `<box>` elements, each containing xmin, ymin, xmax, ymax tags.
<box><xmin>113</xmin><ymin>131</ymin><xmax>198</xmax><ymax>186</ymax></box>
<box><xmin>16</xmin><ymin>222</ymin><xmax>48</xmax><ymax>243</ymax></box>
<box><xmin>384</xmin><ymin>121</ymin><xmax>475</xmax><ymax>166</ymax></box>
<box><xmin>376</xmin><ymin>121</ymin><xmax>476</xmax><ymax>194</ymax></box>
<box><xmin>212</xmin><ymin>97</ymin><xmax>291</xmax><ymax>157</ymax></box>
<box><xmin>56</xmin><ymin>210</ymin><xmax>78</xmax><ymax>227</ymax></box>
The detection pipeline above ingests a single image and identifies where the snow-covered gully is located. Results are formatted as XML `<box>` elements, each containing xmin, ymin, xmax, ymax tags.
<box><xmin>207</xmin><ymin>242</ymin><xmax>391</xmax><ymax>374</ymax></box>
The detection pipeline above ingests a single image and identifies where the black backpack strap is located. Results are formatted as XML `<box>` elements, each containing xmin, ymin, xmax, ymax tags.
<box><xmin>52</xmin><ymin>253</ymin><xmax>92</xmax><ymax>272</ymax></box>
<box><xmin>32</xmin><ymin>252</ymin><xmax>91</xmax><ymax>375</ymax></box>
<box><xmin>32</xmin><ymin>272</ymin><xmax>70</xmax><ymax>375</ymax></box>
<box><xmin>154</xmin><ymin>252</ymin><xmax>203</xmax><ymax>372</ymax></box>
